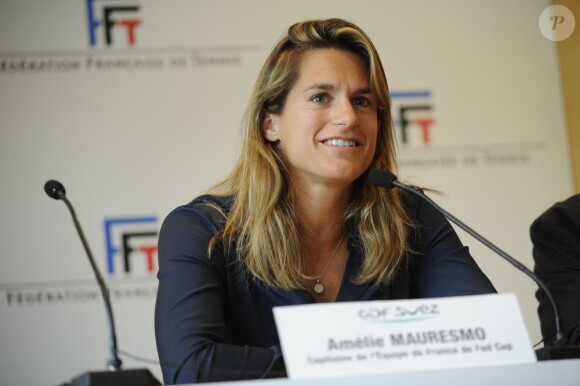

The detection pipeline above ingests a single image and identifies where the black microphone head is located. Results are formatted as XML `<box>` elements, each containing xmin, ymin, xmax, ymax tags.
<box><xmin>369</xmin><ymin>169</ymin><xmax>398</xmax><ymax>189</ymax></box>
<box><xmin>44</xmin><ymin>180</ymin><xmax>66</xmax><ymax>199</ymax></box>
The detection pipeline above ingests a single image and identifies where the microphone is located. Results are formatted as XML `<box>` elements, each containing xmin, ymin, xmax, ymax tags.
<box><xmin>44</xmin><ymin>180</ymin><xmax>160</xmax><ymax>386</ymax></box>
<box><xmin>44</xmin><ymin>180</ymin><xmax>122</xmax><ymax>371</ymax></box>
<box><xmin>369</xmin><ymin>169</ymin><xmax>580</xmax><ymax>360</ymax></box>
<box><xmin>44</xmin><ymin>179</ymin><xmax>66</xmax><ymax>199</ymax></box>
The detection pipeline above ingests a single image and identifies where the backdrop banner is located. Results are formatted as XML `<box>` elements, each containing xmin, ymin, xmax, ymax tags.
<box><xmin>0</xmin><ymin>1</ymin><xmax>573</xmax><ymax>385</ymax></box>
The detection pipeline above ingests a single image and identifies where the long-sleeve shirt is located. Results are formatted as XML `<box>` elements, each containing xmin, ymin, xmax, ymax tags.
<box><xmin>155</xmin><ymin>193</ymin><xmax>496</xmax><ymax>384</ymax></box>
<box><xmin>531</xmin><ymin>194</ymin><xmax>580</xmax><ymax>346</ymax></box>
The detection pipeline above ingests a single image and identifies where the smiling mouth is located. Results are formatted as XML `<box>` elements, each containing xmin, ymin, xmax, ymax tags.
<box><xmin>322</xmin><ymin>139</ymin><xmax>359</xmax><ymax>147</ymax></box>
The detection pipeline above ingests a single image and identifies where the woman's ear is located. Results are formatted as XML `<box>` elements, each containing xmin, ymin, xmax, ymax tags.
<box><xmin>262</xmin><ymin>113</ymin><xmax>280</xmax><ymax>142</ymax></box>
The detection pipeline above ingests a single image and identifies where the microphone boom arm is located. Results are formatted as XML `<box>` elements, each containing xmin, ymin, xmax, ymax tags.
<box><xmin>57</xmin><ymin>191</ymin><xmax>122</xmax><ymax>371</ymax></box>
<box><xmin>392</xmin><ymin>180</ymin><xmax>566</xmax><ymax>346</ymax></box>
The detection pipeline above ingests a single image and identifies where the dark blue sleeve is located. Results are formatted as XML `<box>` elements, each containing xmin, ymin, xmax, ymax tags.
<box><xmin>409</xmin><ymin>194</ymin><xmax>497</xmax><ymax>297</ymax></box>
<box><xmin>154</xmin><ymin>203</ymin><xmax>285</xmax><ymax>384</ymax></box>
<box><xmin>531</xmin><ymin>194</ymin><xmax>580</xmax><ymax>345</ymax></box>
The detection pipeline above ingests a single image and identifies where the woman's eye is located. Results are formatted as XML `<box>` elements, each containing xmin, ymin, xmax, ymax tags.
<box><xmin>353</xmin><ymin>97</ymin><xmax>372</xmax><ymax>107</ymax></box>
<box><xmin>311</xmin><ymin>94</ymin><xmax>329</xmax><ymax>103</ymax></box>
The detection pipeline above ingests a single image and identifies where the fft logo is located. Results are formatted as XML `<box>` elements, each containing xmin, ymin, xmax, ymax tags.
<box><xmin>104</xmin><ymin>216</ymin><xmax>158</xmax><ymax>276</ymax></box>
<box><xmin>86</xmin><ymin>0</ymin><xmax>142</xmax><ymax>47</ymax></box>
<box><xmin>391</xmin><ymin>90</ymin><xmax>435</xmax><ymax>146</ymax></box>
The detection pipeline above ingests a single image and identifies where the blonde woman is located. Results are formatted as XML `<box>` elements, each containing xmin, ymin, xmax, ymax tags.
<box><xmin>155</xmin><ymin>18</ymin><xmax>495</xmax><ymax>384</ymax></box>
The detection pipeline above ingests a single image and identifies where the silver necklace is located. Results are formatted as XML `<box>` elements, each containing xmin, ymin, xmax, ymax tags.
<box><xmin>313</xmin><ymin>233</ymin><xmax>346</xmax><ymax>294</ymax></box>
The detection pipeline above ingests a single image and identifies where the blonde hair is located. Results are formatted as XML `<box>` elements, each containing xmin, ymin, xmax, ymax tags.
<box><xmin>208</xmin><ymin>18</ymin><xmax>412</xmax><ymax>290</ymax></box>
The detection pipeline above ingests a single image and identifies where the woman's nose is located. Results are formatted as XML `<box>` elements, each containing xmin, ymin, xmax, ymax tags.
<box><xmin>333</xmin><ymin>98</ymin><xmax>358</xmax><ymax>127</ymax></box>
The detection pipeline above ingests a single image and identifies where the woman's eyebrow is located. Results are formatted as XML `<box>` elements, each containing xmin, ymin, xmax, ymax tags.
<box><xmin>355</xmin><ymin>87</ymin><xmax>373</xmax><ymax>95</ymax></box>
<box><xmin>303</xmin><ymin>83</ymin><xmax>373</xmax><ymax>95</ymax></box>
<box><xmin>303</xmin><ymin>83</ymin><xmax>335</xmax><ymax>93</ymax></box>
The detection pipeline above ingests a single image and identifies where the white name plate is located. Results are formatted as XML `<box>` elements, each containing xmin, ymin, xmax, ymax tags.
<box><xmin>273</xmin><ymin>293</ymin><xmax>536</xmax><ymax>380</ymax></box>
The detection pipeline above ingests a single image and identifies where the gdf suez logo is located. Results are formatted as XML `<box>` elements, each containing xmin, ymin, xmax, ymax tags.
<box><xmin>104</xmin><ymin>216</ymin><xmax>158</xmax><ymax>276</ymax></box>
<box><xmin>391</xmin><ymin>90</ymin><xmax>435</xmax><ymax>146</ymax></box>
<box><xmin>86</xmin><ymin>0</ymin><xmax>142</xmax><ymax>47</ymax></box>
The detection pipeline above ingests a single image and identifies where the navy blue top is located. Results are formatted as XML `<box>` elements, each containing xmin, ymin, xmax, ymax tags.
<box><xmin>531</xmin><ymin>194</ymin><xmax>580</xmax><ymax>346</ymax></box>
<box><xmin>155</xmin><ymin>193</ymin><xmax>496</xmax><ymax>384</ymax></box>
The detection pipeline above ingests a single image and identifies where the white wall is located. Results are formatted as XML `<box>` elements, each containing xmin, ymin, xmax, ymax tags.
<box><xmin>0</xmin><ymin>1</ymin><xmax>573</xmax><ymax>385</ymax></box>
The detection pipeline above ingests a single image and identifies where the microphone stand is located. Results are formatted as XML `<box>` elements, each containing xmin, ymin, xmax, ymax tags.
<box><xmin>369</xmin><ymin>170</ymin><xmax>580</xmax><ymax>360</ymax></box>
<box><xmin>45</xmin><ymin>180</ymin><xmax>161</xmax><ymax>386</ymax></box>
<box><xmin>58</xmin><ymin>191</ymin><xmax>123</xmax><ymax>372</ymax></box>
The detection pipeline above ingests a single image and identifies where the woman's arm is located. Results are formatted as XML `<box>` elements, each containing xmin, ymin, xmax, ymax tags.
<box><xmin>155</xmin><ymin>201</ymin><xmax>285</xmax><ymax>384</ymax></box>
<box><xmin>408</xmin><ymin>193</ymin><xmax>497</xmax><ymax>297</ymax></box>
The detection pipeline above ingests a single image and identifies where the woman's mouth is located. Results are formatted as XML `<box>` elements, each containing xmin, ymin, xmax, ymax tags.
<box><xmin>322</xmin><ymin>139</ymin><xmax>359</xmax><ymax>147</ymax></box>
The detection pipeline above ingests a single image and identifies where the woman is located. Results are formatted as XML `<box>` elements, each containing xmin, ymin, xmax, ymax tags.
<box><xmin>155</xmin><ymin>18</ymin><xmax>495</xmax><ymax>384</ymax></box>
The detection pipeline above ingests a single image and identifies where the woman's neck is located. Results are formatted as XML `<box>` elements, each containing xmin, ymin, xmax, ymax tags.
<box><xmin>293</xmin><ymin>181</ymin><xmax>352</xmax><ymax>247</ymax></box>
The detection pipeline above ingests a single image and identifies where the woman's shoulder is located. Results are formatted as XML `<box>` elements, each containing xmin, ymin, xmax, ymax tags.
<box><xmin>400</xmin><ymin>190</ymin><xmax>422</xmax><ymax>218</ymax></box>
<box><xmin>187</xmin><ymin>194</ymin><xmax>233</xmax><ymax>212</ymax></box>
<box><xmin>163</xmin><ymin>194</ymin><xmax>233</xmax><ymax>234</ymax></box>
<box><xmin>399</xmin><ymin>188</ymin><xmax>448</xmax><ymax>231</ymax></box>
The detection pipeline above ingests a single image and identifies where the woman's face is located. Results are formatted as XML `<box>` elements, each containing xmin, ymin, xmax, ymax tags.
<box><xmin>263</xmin><ymin>48</ymin><xmax>378</xmax><ymax>190</ymax></box>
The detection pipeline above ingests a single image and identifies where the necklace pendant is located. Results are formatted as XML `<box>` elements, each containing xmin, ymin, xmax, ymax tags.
<box><xmin>314</xmin><ymin>282</ymin><xmax>324</xmax><ymax>294</ymax></box>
